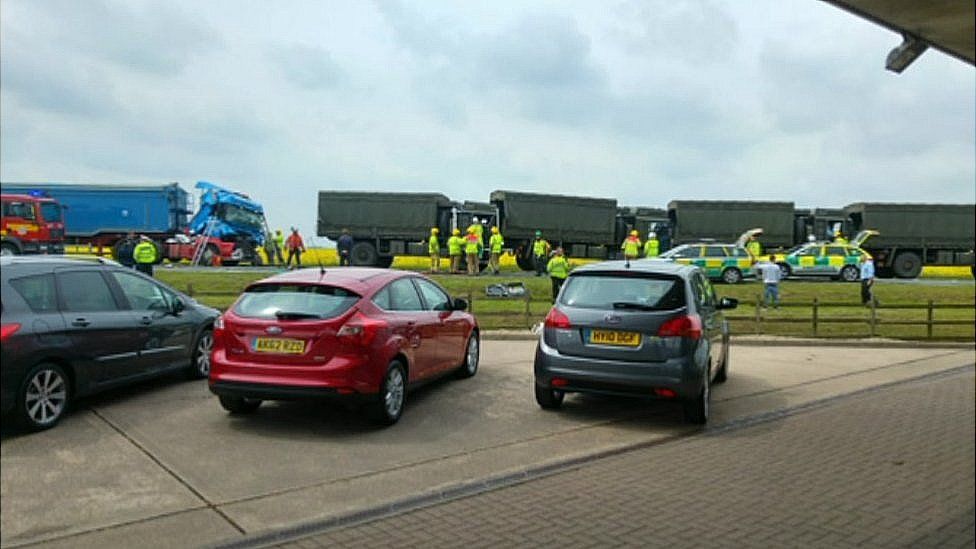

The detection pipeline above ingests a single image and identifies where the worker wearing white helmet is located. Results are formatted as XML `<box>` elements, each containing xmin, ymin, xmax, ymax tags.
<box><xmin>643</xmin><ymin>231</ymin><xmax>660</xmax><ymax>258</ymax></box>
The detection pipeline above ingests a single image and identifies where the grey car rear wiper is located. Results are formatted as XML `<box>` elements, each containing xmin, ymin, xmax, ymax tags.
<box><xmin>274</xmin><ymin>311</ymin><xmax>321</xmax><ymax>320</ymax></box>
<box><xmin>612</xmin><ymin>301</ymin><xmax>657</xmax><ymax>311</ymax></box>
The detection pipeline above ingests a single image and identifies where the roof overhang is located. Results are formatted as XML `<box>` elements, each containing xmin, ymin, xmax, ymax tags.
<box><xmin>821</xmin><ymin>0</ymin><xmax>975</xmax><ymax>72</ymax></box>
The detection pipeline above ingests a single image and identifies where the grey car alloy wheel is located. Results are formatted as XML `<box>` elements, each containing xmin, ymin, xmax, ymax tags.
<box><xmin>196</xmin><ymin>332</ymin><xmax>213</xmax><ymax>376</ymax></box>
<box><xmin>384</xmin><ymin>367</ymin><xmax>405</xmax><ymax>419</ymax></box>
<box><xmin>24</xmin><ymin>366</ymin><xmax>68</xmax><ymax>428</ymax></box>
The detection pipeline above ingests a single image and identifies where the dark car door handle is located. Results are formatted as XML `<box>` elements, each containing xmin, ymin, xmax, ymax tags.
<box><xmin>139</xmin><ymin>316</ymin><xmax>153</xmax><ymax>325</ymax></box>
<box><xmin>72</xmin><ymin>318</ymin><xmax>90</xmax><ymax>327</ymax></box>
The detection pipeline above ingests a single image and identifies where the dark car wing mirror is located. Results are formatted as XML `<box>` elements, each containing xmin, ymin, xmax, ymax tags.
<box><xmin>717</xmin><ymin>297</ymin><xmax>738</xmax><ymax>310</ymax></box>
<box><xmin>452</xmin><ymin>298</ymin><xmax>469</xmax><ymax>311</ymax></box>
<box><xmin>172</xmin><ymin>297</ymin><xmax>186</xmax><ymax>315</ymax></box>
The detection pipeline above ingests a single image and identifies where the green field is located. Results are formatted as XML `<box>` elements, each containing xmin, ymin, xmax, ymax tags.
<box><xmin>155</xmin><ymin>267</ymin><xmax>975</xmax><ymax>340</ymax></box>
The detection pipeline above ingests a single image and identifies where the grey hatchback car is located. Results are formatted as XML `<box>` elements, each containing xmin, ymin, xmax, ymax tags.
<box><xmin>533</xmin><ymin>260</ymin><xmax>738</xmax><ymax>424</ymax></box>
<box><xmin>1</xmin><ymin>256</ymin><xmax>219</xmax><ymax>431</ymax></box>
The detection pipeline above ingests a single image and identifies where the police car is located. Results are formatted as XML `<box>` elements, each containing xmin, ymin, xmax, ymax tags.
<box><xmin>776</xmin><ymin>230</ymin><xmax>878</xmax><ymax>282</ymax></box>
<box><xmin>656</xmin><ymin>229</ymin><xmax>760</xmax><ymax>284</ymax></box>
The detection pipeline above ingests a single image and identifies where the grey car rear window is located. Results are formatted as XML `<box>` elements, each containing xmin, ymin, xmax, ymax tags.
<box><xmin>559</xmin><ymin>274</ymin><xmax>685</xmax><ymax>310</ymax></box>
<box><xmin>234</xmin><ymin>284</ymin><xmax>360</xmax><ymax>319</ymax></box>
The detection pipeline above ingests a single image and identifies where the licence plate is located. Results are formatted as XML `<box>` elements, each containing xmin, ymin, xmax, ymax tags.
<box><xmin>253</xmin><ymin>337</ymin><xmax>306</xmax><ymax>354</ymax></box>
<box><xmin>588</xmin><ymin>330</ymin><xmax>641</xmax><ymax>347</ymax></box>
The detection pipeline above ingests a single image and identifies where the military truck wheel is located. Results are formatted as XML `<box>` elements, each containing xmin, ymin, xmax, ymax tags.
<box><xmin>721</xmin><ymin>267</ymin><xmax>742</xmax><ymax>284</ymax></box>
<box><xmin>840</xmin><ymin>265</ymin><xmax>859</xmax><ymax>282</ymax></box>
<box><xmin>777</xmin><ymin>263</ymin><xmax>791</xmax><ymax>279</ymax></box>
<box><xmin>351</xmin><ymin>242</ymin><xmax>378</xmax><ymax>266</ymax></box>
<box><xmin>893</xmin><ymin>252</ymin><xmax>922</xmax><ymax>279</ymax></box>
<box><xmin>515</xmin><ymin>250</ymin><xmax>534</xmax><ymax>271</ymax></box>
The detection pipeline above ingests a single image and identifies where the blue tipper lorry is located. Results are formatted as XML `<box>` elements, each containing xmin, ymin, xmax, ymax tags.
<box><xmin>0</xmin><ymin>181</ymin><xmax>267</xmax><ymax>265</ymax></box>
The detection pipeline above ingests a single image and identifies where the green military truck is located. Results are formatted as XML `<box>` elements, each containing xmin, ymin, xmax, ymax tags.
<box><xmin>490</xmin><ymin>190</ymin><xmax>618</xmax><ymax>270</ymax></box>
<box><xmin>316</xmin><ymin>191</ymin><xmax>496</xmax><ymax>267</ymax></box>
<box><xmin>843</xmin><ymin>202</ymin><xmax>976</xmax><ymax>278</ymax></box>
<box><xmin>664</xmin><ymin>200</ymin><xmax>796</xmax><ymax>250</ymax></box>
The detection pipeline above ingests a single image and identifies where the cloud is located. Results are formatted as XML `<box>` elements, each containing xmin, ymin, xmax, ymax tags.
<box><xmin>269</xmin><ymin>44</ymin><xmax>343</xmax><ymax>90</ymax></box>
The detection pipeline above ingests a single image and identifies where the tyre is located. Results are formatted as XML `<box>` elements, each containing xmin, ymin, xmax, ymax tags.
<box><xmin>721</xmin><ymin>267</ymin><xmax>742</xmax><ymax>284</ymax></box>
<box><xmin>893</xmin><ymin>252</ymin><xmax>922</xmax><ymax>279</ymax></box>
<box><xmin>713</xmin><ymin>347</ymin><xmax>729</xmax><ymax>384</ymax></box>
<box><xmin>1</xmin><ymin>242</ymin><xmax>19</xmax><ymax>256</ymax></box>
<box><xmin>683</xmin><ymin>370</ymin><xmax>710</xmax><ymax>425</ymax></box>
<box><xmin>515</xmin><ymin>250</ymin><xmax>535</xmax><ymax>271</ymax></box>
<box><xmin>777</xmin><ymin>263</ymin><xmax>791</xmax><ymax>279</ymax></box>
<box><xmin>17</xmin><ymin>363</ymin><xmax>70</xmax><ymax>431</ymax></box>
<box><xmin>185</xmin><ymin>329</ymin><xmax>213</xmax><ymax>379</ymax></box>
<box><xmin>534</xmin><ymin>382</ymin><xmax>564</xmax><ymax>410</ymax></box>
<box><xmin>840</xmin><ymin>265</ymin><xmax>859</xmax><ymax>283</ymax></box>
<box><xmin>371</xmin><ymin>361</ymin><xmax>406</xmax><ymax>425</ymax></box>
<box><xmin>455</xmin><ymin>333</ymin><xmax>480</xmax><ymax>379</ymax></box>
<box><xmin>351</xmin><ymin>241</ymin><xmax>378</xmax><ymax>266</ymax></box>
<box><xmin>218</xmin><ymin>395</ymin><xmax>262</xmax><ymax>414</ymax></box>
<box><xmin>201</xmin><ymin>244</ymin><xmax>219</xmax><ymax>266</ymax></box>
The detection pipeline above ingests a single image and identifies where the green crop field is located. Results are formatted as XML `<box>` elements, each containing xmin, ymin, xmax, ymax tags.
<box><xmin>155</xmin><ymin>266</ymin><xmax>975</xmax><ymax>340</ymax></box>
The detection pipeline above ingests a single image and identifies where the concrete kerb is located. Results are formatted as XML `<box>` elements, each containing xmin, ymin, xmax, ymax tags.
<box><xmin>480</xmin><ymin>330</ymin><xmax>975</xmax><ymax>349</ymax></box>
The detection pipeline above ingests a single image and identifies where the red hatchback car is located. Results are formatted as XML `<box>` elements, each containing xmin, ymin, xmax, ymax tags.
<box><xmin>209</xmin><ymin>268</ymin><xmax>479</xmax><ymax>425</ymax></box>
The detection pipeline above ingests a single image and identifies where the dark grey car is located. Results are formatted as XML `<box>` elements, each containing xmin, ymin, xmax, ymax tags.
<box><xmin>533</xmin><ymin>260</ymin><xmax>738</xmax><ymax>424</ymax></box>
<box><xmin>1</xmin><ymin>256</ymin><xmax>219</xmax><ymax>431</ymax></box>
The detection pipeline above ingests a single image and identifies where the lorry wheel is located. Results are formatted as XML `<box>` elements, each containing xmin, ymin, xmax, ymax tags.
<box><xmin>1</xmin><ymin>242</ymin><xmax>19</xmax><ymax>256</ymax></box>
<box><xmin>350</xmin><ymin>242</ymin><xmax>378</xmax><ymax>266</ymax></box>
<box><xmin>892</xmin><ymin>252</ymin><xmax>922</xmax><ymax>279</ymax></box>
<box><xmin>515</xmin><ymin>251</ymin><xmax>534</xmax><ymax>271</ymax></box>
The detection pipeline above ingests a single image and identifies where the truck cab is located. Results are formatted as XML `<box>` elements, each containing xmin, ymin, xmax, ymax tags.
<box><xmin>1</xmin><ymin>193</ymin><xmax>65</xmax><ymax>255</ymax></box>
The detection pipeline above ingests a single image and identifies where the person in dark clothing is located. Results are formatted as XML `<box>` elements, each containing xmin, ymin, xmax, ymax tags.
<box><xmin>116</xmin><ymin>231</ymin><xmax>137</xmax><ymax>269</ymax></box>
<box><xmin>337</xmin><ymin>229</ymin><xmax>353</xmax><ymax>266</ymax></box>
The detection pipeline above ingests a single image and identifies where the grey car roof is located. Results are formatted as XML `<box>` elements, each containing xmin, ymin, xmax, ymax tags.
<box><xmin>570</xmin><ymin>259</ymin><xmax>698</xmax><ymax>277</ymax></box>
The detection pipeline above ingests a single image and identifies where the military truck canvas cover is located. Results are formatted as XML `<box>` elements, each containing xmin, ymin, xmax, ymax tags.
<box><xmin>317</xmin><ymin>191</ymin><xmax>452</xmax><ymax>240</ymax></box>
<box><xmin>844</xmin><ymin>203</ymin><xmax>975</xmax><ymax>248</ymax></box>
<box><xmin>667</xmin><ymin>200</ymin><xmax>794</xmax><ymax>247</ymax></box>
<box><xmin>490</xmin><ymin>190</ymin><xmax>616</xmax><ymax>244</ymax></box>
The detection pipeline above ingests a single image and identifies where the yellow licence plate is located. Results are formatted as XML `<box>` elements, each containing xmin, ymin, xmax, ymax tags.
<box><xmin>588</xmin><ymin>330</ymin><xmax>641</xmax><ymax>347</ymax></box>
<box><xmin>253</xmin><ymin>337</ymin><xmax>306</xmax><ymax>354</ymax></box>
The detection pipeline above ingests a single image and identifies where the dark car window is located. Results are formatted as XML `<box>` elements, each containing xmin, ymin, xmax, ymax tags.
<box><xmin>796</xmin><ymin>245</ymin><xmax>819</xmax><ymax>257</ymax></box>
<box><xmin>727</xmin><ymin>247</ymin><xmax>746</xmax><ymax>257</ymax></box>
<box><xmin>371</xmin><ymin>286</ymin><xmax>392</xmax><ymax>310</ymax></box>
<box><xmin>388</xmin><ymin>278</ymin><xmax>424</xmax><ymax>311</ymax></box>
<box><xmin>414</xmin><ymin>278</ymin><xmax>452</xmax><ymax>311</ymax></box>
<box><xmin>58</xmin><ymin>271</ymin><xmax>119</xmax><ymax>312</ymax></box>
<box><xmin>703</xmin><ymin>246</ymin><xmax>726</xmax><ymax>258</ymax></box>
<box><xmin>9</xmin><ymin>274</ymin><xmax>58</xmax><ymax>312</ymax></box>
<box><xmin>690</xmin><ymin>274</ymin><xmax>709</xmax><ymax>310</ymax></box>
<box><xmin>2</xmin><ymin>200</ymin><xmax>36</xmax><ymax>220</ymax></box>
<box><xmin>559</xmin><ymin>274</ymin><xmax>685</xmax><ymax>311</ymax></box>
<box><xmin>826</xmin><ymin>246</ymin><xmax>846</xmax><ymax>256</ymax></box>
<box><xmin>39</xmin><ymin>202</ymin><xmax>62</xmax><ymax>222</ymax></box>
<box><xmin>664</xmin><ymin>246</ymin><xmax>699</xmax><ymax>259</ymax></box>
<box><xmin>233</xmin><ymin>284</ymin><xmax>360</xmax><ymax>319</ymax></box>
<box><xmin>112</xmin><ymin>271</ymin><xmax>171</xmax><ymax>311</ymax></box>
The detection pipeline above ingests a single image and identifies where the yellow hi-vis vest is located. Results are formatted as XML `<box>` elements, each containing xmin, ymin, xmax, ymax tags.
<box><xmin>622</xmin><ymin>237</ymin><xmax>641</xmax><ymax>257</ymax></box>
<box><xmin>448</xmin><ymin>236</ymin><xmax>464</xmax><ymax>255</ymax></box>
<box><xmin>547</xmin><ymin>256</ymin><xmax>570</xmax><ymax>279</ymax></box>
<box><xmin>464</xmin><ymin>234</ymin><xmax>480</xmax><ymax>254</ymax></box>
<box><xmin>133</xmin><ymin>241</ymin><xmax>157</xmax><ymax>264</ymax></box>
<box><xmin>489</xmin><ymin>233</ymin><xmax>504</xmax><ymax>253</ymax></box>
<box><xmin>533</xmin><ymin>239</ymin><xmax>549</xmax><ymax>256</ymax></box>
<box><xmin>428</xmin><ymin>235</ymin><xmax>439</xmax><ymax>254</ymax></box>
<box><xmin>644</xmin><ymin>239</ymin><xmax>660</xmax><ymax>257</ymax></box>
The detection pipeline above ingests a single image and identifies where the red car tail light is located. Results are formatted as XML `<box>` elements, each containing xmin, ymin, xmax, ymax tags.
<box><xmin>657</xmin><ymin>314</ymin><xmax>702</xmax><ymax>340</ymax></box>
<box><xmin>1</xmin><ymin>323</ymin><xmax>21</xmax><ymax>343</ymax></box>
<box><xmin>544</xmin><ymin>307</ymin><xmax>572</xmax><ymax>329</ymax></box>
<box><xmin>337</xmin><ymin>312</ymin><xmax>387</xmax><ymax>346</ymax></box>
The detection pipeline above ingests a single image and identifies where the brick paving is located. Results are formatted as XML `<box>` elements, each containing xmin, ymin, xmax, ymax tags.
<box><xmin>275</xmin><ymin>369</ymin><xmax>975</xmax><ymax>549</ymax></box>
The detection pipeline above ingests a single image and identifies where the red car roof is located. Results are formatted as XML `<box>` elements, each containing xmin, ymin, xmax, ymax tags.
<box><xmin>245</xmin><ymin>267</ymin><xmax>412</xmax><ymax>294</ymax></box>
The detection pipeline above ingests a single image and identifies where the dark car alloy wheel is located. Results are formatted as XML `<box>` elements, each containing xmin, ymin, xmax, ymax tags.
<box><xmin>19</xmin><ymin>363</ymin><xmax>69</xmax><ymax>430</ymax></box>
<box><xmin>683</xmin><ymin>368</ymin><xmax>710</xmax><ymax>425</ymax></box>
<box><xmin>188</xmin><ymin>330</ymin><xmax>213</xmax><ymax>379</ymax></box>
<box><xmin>534</xmin><ymin>383</ymin><xmax>565</xmax><ymax>409</ymax></box>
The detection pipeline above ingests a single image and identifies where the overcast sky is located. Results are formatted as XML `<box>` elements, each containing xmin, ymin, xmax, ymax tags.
<box><xmin>2</xmin><ymin>0</ymin><xmax>973</xmax><ymax>242</ymax></box>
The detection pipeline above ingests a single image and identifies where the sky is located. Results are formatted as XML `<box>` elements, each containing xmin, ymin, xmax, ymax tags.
<box><xmin>1</xmin><ymin>0</ymin><xmax>974</xmax><ymax>244</ymax></box>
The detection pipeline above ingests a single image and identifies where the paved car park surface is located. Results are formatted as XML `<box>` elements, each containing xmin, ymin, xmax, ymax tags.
<box><xmin>1</xmin><ymin>340</ymin><xmax>973</xmax><ymax>548</ymax></box>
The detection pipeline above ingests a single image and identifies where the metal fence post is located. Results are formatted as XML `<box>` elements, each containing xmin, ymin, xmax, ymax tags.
<box><xmin>186</xmin><ymin>283</ymin><xmax>195</xmax><ymax>297</ymax></box>
<box><xmin>524</xmin><ymin>294</ymin><xmax>532</xmax><ymax>328</ymax></box>
<box><xmin>467</xmin><ymin>292</ymin><xmax>473</xmax><ymax>316</ymax></box>
<box><xmin>812</xmin><ymin>297</ymin><xmax>818</xmax><ymax>337</ymax></box>
<box><xmin>927</xmin><ymin>300</ymin><xmax>934</xmax><ymax>339</ymax></box>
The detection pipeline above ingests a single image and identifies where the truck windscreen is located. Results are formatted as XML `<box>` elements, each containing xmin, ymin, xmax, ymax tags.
<box><xmin>219</xmin><ymin>204</ymin><xmax>264</xmax><ymax>229</ymax></box>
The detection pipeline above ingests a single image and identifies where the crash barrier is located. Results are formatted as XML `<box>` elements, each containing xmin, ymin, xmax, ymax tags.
<box><xmin>181</xmin><ymin>285</ymin><xmax>974</xmax><ymax>341</ymax></box>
